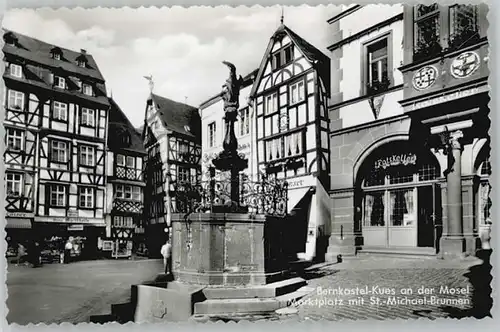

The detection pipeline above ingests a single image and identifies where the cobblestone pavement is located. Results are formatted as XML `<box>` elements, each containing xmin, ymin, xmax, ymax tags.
<box><xmin>6</xmin><ymin>258</ymin><xmax>163</xmax><ymax>325</ymax></box>
<box><xmin>278</xmin><ymin>255</ymin><xmax>491</xmax><ymax>321</ymax></box>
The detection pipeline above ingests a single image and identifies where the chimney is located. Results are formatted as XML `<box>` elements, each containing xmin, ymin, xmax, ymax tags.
<box><xmin>81</xmin><ymin>49</ymin><xmax>87</xmax><ymax>54</ymax></box>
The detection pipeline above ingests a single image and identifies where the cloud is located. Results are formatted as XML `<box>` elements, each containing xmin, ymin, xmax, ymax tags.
<box><xmin>2</xmin><ymin>5</ymin><xmax>339</xmax><ymax>127</ymax></box>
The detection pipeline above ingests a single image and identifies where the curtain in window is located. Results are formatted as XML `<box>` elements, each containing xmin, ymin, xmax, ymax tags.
<box><xmin>403</xmin><ymin>190</ymin><xmax>413</xmax><ymax>226</ymax></box>
<box><xmin>364</xmin><ymin>195</ymin><xmax>374</xmax><ymax>227</ymax></box>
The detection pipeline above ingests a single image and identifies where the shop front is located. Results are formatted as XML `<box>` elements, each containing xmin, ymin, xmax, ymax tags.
<box><xmin>355</xmin><ymin>141</ymin><xmax>442</xmax><ymax>251</ymax></box>
<box><xmin>5</xmin><ymin>212</ymin><xmax>34</xmax><ymax>260</ymax></box>
<box><xmin>34</xmin><ymin>216</ymin><xmax>106</xmax><ymax>261</ymax></box>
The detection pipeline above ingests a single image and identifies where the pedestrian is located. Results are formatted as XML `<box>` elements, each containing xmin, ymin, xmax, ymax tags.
<box><xmin>64</xmin><ymin>239</ymin><xmax>73</xmax><ymax>264</ymax></box>
<box><xmin>15</xmin><ymin>242</ymin><xmax>26</xmax><ymax>266</ymax></box>
<box><xmin>160</xmin><ymin>239</ymin><xmax>172</xmax><ymax>275</ymax></box>
<box><xmin>31</xmin><ymin>241</ymin><xmax>41</xmax><ymax>268</ymax></box>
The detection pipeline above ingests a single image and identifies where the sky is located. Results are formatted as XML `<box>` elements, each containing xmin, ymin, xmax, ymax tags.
<box><xmin>3</xmin><ymin>6</ymin><xmax>339</xmax><ymax>128</ymax></box>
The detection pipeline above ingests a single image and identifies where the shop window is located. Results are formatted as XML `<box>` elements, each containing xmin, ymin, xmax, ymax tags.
<box><xmin>413</xmin><ymin>4</ymin><xmax>442</xmax><ymax>61</ymax></box>
<box><xmin>389</xmin><ymin>189</ymin><xmax>415</xmax><ymax>226</ymax></box>
<box><xmin>363</xmin><ymin>192</ymin><xmax>385</xmax><ymax>227</ymax></box>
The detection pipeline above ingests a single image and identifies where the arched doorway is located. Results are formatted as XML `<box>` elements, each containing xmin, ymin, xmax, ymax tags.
<box><xmin>474</xmin><ymin>144</ymin><xmax>491</xmax><ymax>242</ymax></box>
<box><xmin>355</xmin><ymin>141</ymin><xmax>441</xmax><ymax>249</ymax></box>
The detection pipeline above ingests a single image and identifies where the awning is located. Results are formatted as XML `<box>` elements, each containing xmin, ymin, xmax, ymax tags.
<box><xmin>6</xmin><ymin>218</ymin><xmax>32</xmax><ymax>229</ymax></box>
<box><xmin>287</xmin><ymin>187</ymin><xmax>314</xmax><ymax>214</ymax></box>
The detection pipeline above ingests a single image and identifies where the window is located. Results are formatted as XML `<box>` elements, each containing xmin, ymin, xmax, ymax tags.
<box><xmin>132</xmin><ymin>187</ymin><xmax>142</xmax><ymax>201</ymax></box>
<box><xmin>414</xmin><ymin>4</ymin><xmax>441</xmax><ymax>61</ymax></box>
<box><xmin>54</xmin><ymin>76</ymin><xmax>66</xmax><ymax>89</ymax></box>
<box><xmin>178</xmin><ymin>167</ymin><xmax>190</xmax><ymax>182</ymax></box>
<box><xmin>82</xmin><ymin>84</ymin><xmax>93</xmax><ymax>96</ymax></box>
<box><xmin>126</xmin><ymin>156</ymin><xmax>135</xmax><ymax>168</ymax></box>
<box><xmin>51</xmin><ymin>141</ymin><xmax>68</xmax><ymax>163</ymax></box>
<box><xmin>116</xmin><ymin>185</ymin><xmax>134</xmax><ymax>200</ymax></box>
<box><xmin>6</xmin><ymin>128</ymin><xmax>23</xmax><ymax>150</ymax></box>
<box><xmin>53</xmin><ymin>101</ymin><xmax>68</xmax><ymax>121</ymax></box>
<box><xmin>449</xmin><ymin>5</ymin><xmax>479</xmax><ymax>49</ymax></box>
<box><xmin>116</xmin><ymin>154</ymin><xmax>125</xmax><ymax>166</ymax></box>
<box><xmin>8</xmin><ymin>90</ymin><xmax>24</xmax><ymax>109</ymax></box>
<box><xmin>239</xmin><ymin>108</ymin><xmax>250</xmax><ymax>136</ymax></box>
<box><xmin>77</xmin><ymin>60</ymin><xmax>86</xmax><ymax>68</ymax></box>
<box><xmin>81</xmin><ymin>108</ymin><xmax>95</xmax><ymax>127</ymax></box>
<box><xmin>265</xmin><ymin>131</ymin><xmax>303</xmax><ymax>162</ymax></box>
<box><xmin>6</xmin><ymin>173</ymin><xmax>22</xmax><ymax>196</ymax></box>
<box><xmin>79</xmin><ymin>187</ymin><xmax>94</xmax><ymax>208</ymax></box>
<box><xmin>114</xmin><ymin>216</ymin><xmax>123</xmax><ymax>227</ymax></box>
<box><xmin>178</xmin><ymin>141</ymin><xmax>189</xmax><ymax>154</ymax></box>
<box><xmin>208</xmin><ymin>122</ymin><xmax>216</xmax><ymax>148</ymax></box>
<box><xmin>79</xmin><ymin>145</ymin><xmax>95</xmax><ymax>166</ymax></box>
<box><xmin>50</xmin><ymin>185</ymin><xmax>66</xmax><ymax>207</ymax></box>
<box><xmin>52</xmin><ymin>53</ymin><xmax>61</xmax><ymax>60</ymax></box>
<box><xmin>271</xmin><ymin>45</ymin><xmax>294</xmax><ymax>71</ymax></box>
<box><xmin>10</xmin><ymin>64</ymin><xmax>22</xmax><ymax>78</ymax></box>
<box><xmin>366</xmin><ymin>37</ymin><xmax>390</xmax><ymax>94</ymax></box>
<box><xmin>265</xmin><ymin>93</ymin><xmax>278</xmax><ymax>115</ymax></box>
<box><xmin>289</xmin><ymin>81</ymin><xmax>305</xmax><ymax>104</ymax></box>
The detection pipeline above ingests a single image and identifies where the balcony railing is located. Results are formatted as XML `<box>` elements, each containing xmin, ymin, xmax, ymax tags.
<box><xmin>366</xmin><ymin>78</ymin><xmax>391</xmax><ymax>95</ymax></box>
<box><xmin>172</xmin><ymin>174</ymin><xmax>288</xmax><ymax>217</ymax></box>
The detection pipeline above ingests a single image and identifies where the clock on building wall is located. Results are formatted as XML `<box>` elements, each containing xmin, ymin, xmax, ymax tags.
<box><xmin>450</xmin><ymin>51</ymin><xmax>480</xmax><ymax>78</ymax></box>
<box><xmin>412</xmin><ymin>66</ymin><xmax>438</xmax><ymax>91</ymax></box>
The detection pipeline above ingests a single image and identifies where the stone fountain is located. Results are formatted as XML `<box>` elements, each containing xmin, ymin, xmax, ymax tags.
<box><xmin>91</xmin><ymin>63</ymin><xmax>311</xmax><ymax>324</ymax></box>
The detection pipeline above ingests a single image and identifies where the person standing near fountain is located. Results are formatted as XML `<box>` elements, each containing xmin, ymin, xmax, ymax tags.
<box><xmin>161</xmin><ymin>239</ymin><xmax>172</xmax><ymax>275</ymax></box>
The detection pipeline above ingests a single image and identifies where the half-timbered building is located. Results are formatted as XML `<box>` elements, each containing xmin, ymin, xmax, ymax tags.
<box><xmin>142</xmin><ymin>93</ymin><xmax>201</xmax><ymax>257</ymax></box>
<box><xmin>249</xmin><ymin>23</ymin><xmax>332</xmax><ymax>261</ymax></box>
<box><xmin>104</xmin><ymin>98</ymin><xmax>146</xmax><ymax>258</ymax></box>
<box><xmin>3</xmin><ymin>30</ymin><xmax>110</xmax><ymax>259</ymax></box>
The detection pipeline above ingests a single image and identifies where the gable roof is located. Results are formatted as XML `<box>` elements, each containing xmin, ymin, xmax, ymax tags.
<box><xmin>2</xmin><ymin>29</ymin><xmax>105</xmax><ymax>82</ymax></box>
<box><xmin>250</xmin><ymin>24</ymin><xmax>331</xmax><ymax>98</ymax></box>
<box><xmin>147</xmin><ymin>94</ymin><xmax>201</xmax><ymax>143</ymax></box>
<box><xmin>108</xmin><ymin>98</ymin><xmax>146</xmax><ymax>154</ymax></box>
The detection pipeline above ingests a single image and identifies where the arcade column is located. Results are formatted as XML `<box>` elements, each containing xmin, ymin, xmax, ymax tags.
<box><xmin>440</xmin><ymin>130</ymin><xmax>466</xmax><ymax>259</ymax></box>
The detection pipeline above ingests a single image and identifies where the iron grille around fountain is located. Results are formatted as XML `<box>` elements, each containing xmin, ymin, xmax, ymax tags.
<box><xmin>171</xmin><ymin>175</ymin><xmax>288</xmax><ymax>217</ymax></box>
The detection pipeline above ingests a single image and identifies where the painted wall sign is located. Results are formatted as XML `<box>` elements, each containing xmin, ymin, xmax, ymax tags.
<box><xmin>412</xmin><ymin>65</ymin><xmax>438</xmax><ymax>90</ymax></box>
<box><xmin>6</xmin><ymin>212</ymin><xmax>34</xmax><ymax>218</ymax></box>
<box><xmin>451</xmin><ymin>51</ymin><xmax>480</xmax><ymax>78</ymax></box>
<box><xmin>68</xmin><ymin>224</ymin><xmax>84</xmax><ymax>231</ymax></box>
<box><xmin>375</xmin><ymin>153</ymin><xmax>417</xmax><ymax>170</ymax></box>
<box><xmin>409</xmin><ymin>85</ymin><xmax>487</xmax><ymax>111</ymax></box>
<box><xmin>35</xmin><ymin>216</ymin><xmax>105</xmax><ymax>224</ymax></box>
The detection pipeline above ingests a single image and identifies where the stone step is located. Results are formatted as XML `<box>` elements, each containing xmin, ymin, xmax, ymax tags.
<box><xmin>89</xmin><ymin>314</ymin><xmax>116</xmax><ymax>324</ymax></box>
<box><xmin>194</xmin><ymin>284</ymin><xmax>313</xmax><ymax>315</ymax></box>
<box><xmin>203</xmin><ymin>277</ymin><xmax>306</xmax><ymax>299</ymax></box>
<box><xmin>111</xmin><ymin>302</ymin><xmax>135</xmax><ymax>323</ymax></box>
<box><xmin>358</xmin><ymin>247</ymin><xmax>436</xmax><ymax>257</ymax></box>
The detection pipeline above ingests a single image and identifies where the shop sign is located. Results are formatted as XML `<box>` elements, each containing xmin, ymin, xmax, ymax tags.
<box><xmin>6</xmin><ymin>212</ymin><xmax>34</xmax><ymax>218</ymax></box>
<box><xmin>409</xmin><ymin>85</ymin><xmax>487</xmax><ymax>111</ymax></box>
<box><xmin>375</xmin><ymin>153</ymin><xmax>417</xmax><ymax>170</ymax></box>
<box><xmin>35</xmin><ymin>216</ymin><xmax>105</xmax><ymax>225</ymax></box>
<box><xmin>68</xmin><ymin>224</ymin><xmax>84</xmax><ymax>231</ymax></box>
<box><xmin>286</xmin><ymin>175</ymin><xmax>316</xmax><ymax>190</ymax></box>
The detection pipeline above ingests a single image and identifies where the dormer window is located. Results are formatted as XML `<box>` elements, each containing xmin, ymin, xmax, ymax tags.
<box><xmin>3</xmin><ymin>32</ymin><xmax>17</xmax><ymax>45</ymax></box>
<box><xmin>54</xmin><ymin>76</ymin><xmax>66</xmax><ymax>89</ymax></box>
<box><xmin>77</xmin><ymin>60</ymin><xmax>86</xmax><ymax>68</ymax></box>
<box><xmin>51</xmin><ymin>47</ymin><xmax>63</xmax><ymax>60</ymax></box>
<box><xmin>10</xmin><ymin>64</ymin><xmax>22</xmax><ymax>78</ymax></box>
<box><xmin>82</xmin><ymin>84</ymin><xmax>93</xmax><ymax>96</ymax></box>
<box><xmin>271</xmin><ymin>45</ymin><xmax>294</xmax><ymax>71</ymax></box>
